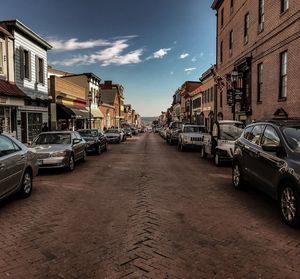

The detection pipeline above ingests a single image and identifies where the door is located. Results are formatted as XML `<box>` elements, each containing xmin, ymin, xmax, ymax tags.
<box><xmin>257</xmin><ymin>125</ymin><xmax>284</xmax><ymax>197</ymax></box>
<box><xmin>0</xmin><ymin>135</ymin><xmax>25</xmax><ymax>196</ymax></box>
<box><xmin>21</xmin><ymin>112</ymin><xmax>27</xmax><ymax>143</ymax></box>
<box><xmin>243</xmin><ymin>125</ymin><xmax>265</xmax><ymax>182</ymax></box>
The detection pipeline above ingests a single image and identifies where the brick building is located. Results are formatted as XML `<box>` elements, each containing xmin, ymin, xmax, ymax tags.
<box><xmin>212</xmin><ymin>0</ymin><xmax>300</xmax><ymax>122</ymax></box>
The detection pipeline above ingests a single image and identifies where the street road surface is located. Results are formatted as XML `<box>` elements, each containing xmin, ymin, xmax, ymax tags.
<box><xmin>0</xmin><ymin>133</ymin><xmax>300</xmax><ymax>278</ymax></box>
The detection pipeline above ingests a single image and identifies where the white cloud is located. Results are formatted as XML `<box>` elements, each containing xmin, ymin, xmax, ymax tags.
<box><xmin>49</xmin><ymin>38</ymin><xmax>112</xmax><ymax>51</ymax></box>
<box><xmin>147</xmin><ymin>48</ymin><xmax>171</xmax><ymax>60</ymax></box>
<box><xmin>191</xmin><ymin>57</ymin><xmax>197</xmax><ymax>62</ymax></box>
<box><xmin>180</xmin><ymin>53</ymin><xmax>189</xmax><ymax>59</ymax></box>
<box><xmin>170</xmin><ymin>71</ymin><xmax>174</xmax><ymax>75</ymax></box>
<box><xmin>184</xmin><ymin>68</ymin><xmax>197</xmax><ymax>75</ymax></box>
<box><xmin>51</xmin><ymin>39</ymin><xmax>144</xmax><ymax>67</ymax></box>
<box><xmin>200</xmin><ymin>52</ymin><xmax>205</xmax><ymax>57</ymax></box>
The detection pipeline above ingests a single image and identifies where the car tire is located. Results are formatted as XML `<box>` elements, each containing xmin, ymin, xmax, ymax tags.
<box><xmin>201</xmin><ymin>147</ymin><xmax>207</xmax><ymax>159</ymax></box>
<box><xmin>18</xmin><ymin>169</ymin><xmax>32</xmax><ymax>198</ymax></box>
<box><xmin>279</xmin><ymin>183</ymin><xmax>300</xmax><ymax>227</ymax></box>
<box><xmin>232</xmin><ymin>161</ymin><xmax>245</xmax><ymax>190</ymax></box>
<box><xmin>82</xmin><ymin>149</ymin><xmax>87</xmax><ymax>162</ymax></box>
<box><xmin>180</xmin><ymin>142</ymin><xmax>185</xmax><ymax>152</ymax></box>
<box><xmin>96</xmin><ymin>144</ymin><xmax>101</xmax><ymax>155</ymax></box>
<box><xmin>68</xmin><ymin>154</ymin><xmax>75</xmax><ymax>171</ymax></box>
<box><xmin>214</xmin><ymin>151</ymin><xmax>221</xmax><ymax>167</ymax></box>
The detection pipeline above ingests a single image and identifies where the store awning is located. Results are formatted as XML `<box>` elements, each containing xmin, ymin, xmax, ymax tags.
<box><xmin>86</xmin><ymin>107</ymin><xmax>104</xmax><ymax>118</ymax></box>
<box><xmin>57</xmin><ymin>104</ymin><xmax>89</xmax><ymax>119</ymax></box>
<box><xmin>0</xmin><ymin>80</ymin><xmax>27</xmax><ymax>98</ymax></box>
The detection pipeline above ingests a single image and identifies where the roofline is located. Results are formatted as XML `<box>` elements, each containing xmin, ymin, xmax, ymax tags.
<box><xmin>211</xmin><ymin>0</ymin><xmax>223</xmax><ymax>10</ymax></box>
<box><xmin>0</xmin><ymin>19</ymin><xmax>52</xmax><ymax>50</ymax></box>
<box><xmin>62</xmin><ymin>72</ymin><xmax>102</xmax><ymax>82</ymax></box>
<box><xmin>199</xmin><ymin>65</ymin><xmax>216</xmax><ymax>82</ymax></box>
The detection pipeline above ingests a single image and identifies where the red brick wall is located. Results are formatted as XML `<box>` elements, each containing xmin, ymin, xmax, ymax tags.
<box><xmin>214</xmin><ymin>0</ymin><xmax>300</xmax><ymax>121</ymax></box>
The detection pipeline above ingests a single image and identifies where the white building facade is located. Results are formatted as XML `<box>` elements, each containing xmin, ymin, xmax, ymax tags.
<box><xmin>0</xmin><ymin>20</ymin><xmax>52</xmax><ymax>142</ymax></box>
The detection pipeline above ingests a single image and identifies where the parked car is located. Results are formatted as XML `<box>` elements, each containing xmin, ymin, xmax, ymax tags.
<box><xmin>166</xmin><ymin>122</ymin><xmax>183</xmax><ymax>145</ymax></box>
<box><xmin>178</xmin><ymin>125</ymin><xmax>207</xmax><ymax>151</ymax></box>
<box><xmin>124</xmin><ymin>128</ymin><xmax>132</xmax><ymax>138</ymax></box>
<box><xmin>0</xmin><ymin>134</ymin><xmax>38</xmax><ymax>200</ymax></box>
<box><xmin>131</xmin><ymin>127</ymin><xmax>138</xmax><ymax>135</ymax></box>
<box><xmin>233</xmin><ymin>119</ymin><xmax>300</xmax><ymax>227</ymax></box>
<box><xmin>105</xmin><ymin>129</ymin><xmax>122</xmax><ymax>143</ymax></box>
<box><xmin>30</xmin><ymin>131</ymin><xmax>87</xmax><ymax>171</ymax></box>
<box><xmin>78</xmin><ymin>129</ymin><xmax>107</xmax><ymax>154</ymax></box>
<box><xmin>201</xmin><ymin>120</ymin><xmax>244</xmax><ymax>166</ymax></box>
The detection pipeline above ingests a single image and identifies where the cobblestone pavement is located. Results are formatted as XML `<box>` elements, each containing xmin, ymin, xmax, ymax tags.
<box><xmin>1</xmin><ymin>133</ymin><xmax>300</xmax><ymax>278</ymax></box>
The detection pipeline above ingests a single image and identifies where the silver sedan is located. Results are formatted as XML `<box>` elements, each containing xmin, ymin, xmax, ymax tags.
<box><xmin>30</xmin><ymin>131</ymin><xmax>87</xmax><ymax>171</ymax></box>
<box><xmin>0</xmin><ymin>134</ymin><xmax>38</xmax><ymax>201</ymax></box>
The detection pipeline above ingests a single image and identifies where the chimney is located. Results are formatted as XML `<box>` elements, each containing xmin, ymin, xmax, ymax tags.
<box><xmin>104</xmin><ymin>80</ymin><xmax>112</xmax><ymax>89</ymax></box>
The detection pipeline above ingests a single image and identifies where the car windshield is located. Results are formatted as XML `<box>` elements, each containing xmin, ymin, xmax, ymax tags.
<box><xmin>183</xmin><ymin>126</ymin><xmax>205</xmax><ymax>133</ymax></box>
<box><xmin>78</xmin><ymin>130</ymin><xmax>98</xmax><ymax>137</ymax></box>
<box><xmin>283</xmin><ymin>127</ymin><xmax>300</xmax><ymax>152</ymax></box>
<box><xmin>220</xmin><ymin>123</ymin><xmax>244</xmax><ymax>140</ymax></box>
<box><xmin>106</xmin><ymin>129</ymin><xmax>119</xmax><ymax>134</ymax></box>
<box><xmin>34</xmin><ymin>133</ymin><xmax>71</xmax><ymax>145</ymax></box>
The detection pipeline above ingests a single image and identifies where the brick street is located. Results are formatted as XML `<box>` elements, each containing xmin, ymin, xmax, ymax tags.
<box><xmin>1</xmin><ymin>133</ymin><xmax>300</xmax><ymax>279</ymax></box>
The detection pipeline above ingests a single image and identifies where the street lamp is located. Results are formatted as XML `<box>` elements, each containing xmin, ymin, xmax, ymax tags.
<box><xmin>88</xmin><ymin>91</ymin><xmax>92</xmax><ymax>129</ymax></box>
<box><xmin>230</xmin><ymin>70</ymin><xmax>239</xmax><ymax>120</ymax></box>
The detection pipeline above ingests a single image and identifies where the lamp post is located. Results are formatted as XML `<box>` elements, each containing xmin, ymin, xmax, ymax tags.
<box><xmin>88</xmin><ymin>91</ymin><xmax>92</xmax><ymax>129</ymax></box>
<box><xmin>230</xmin><ymin>70</ymin><xmax>239</xmax><ymax>120</ymax></box>
<box><xmin>48</xmin><ymin>95</ymin><xmax>53</xmax><ymax>131</ymax></box>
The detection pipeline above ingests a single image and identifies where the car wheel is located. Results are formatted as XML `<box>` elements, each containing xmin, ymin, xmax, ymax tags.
<box><xmin>180</xmin><ymin>142</ymin><xmax>185</xmax><ymax>152</ymax></box>
<box><xmin>214</xmin><ymin>152</ymin><xmax>221</xmax><ymax>167</ymax></box>
<box><xmin>201</xmin><ymin>147</ymin><xmax>207</xmax><ymax>159</ymax></box>
<box><xmin>68</xmin><ymin>154</ymin><xmax>75</xmax><ymax>171</ymax></box>
<box><xmin>232</xmin><ymin>161</ymin><xmax>245</xmax><ymax>190</ymax></box>
<box><xmin>96</xmin><ymin>144</ymin><xmax>101</xmax><ymax>155</ymax></box>
<box><xmin>82</xmin><ymin>149</ymin><xmax>87</xmax><ymax>162</ymax></box>
<box><xmin>280</xmin><ymin>183</ymin><xmax>300</xmax><ymax>227</ymax></box>
<box><xmin>19</xmin><ymin>169</ymin><xmax>32</xmax><ymax>198</ymax></box>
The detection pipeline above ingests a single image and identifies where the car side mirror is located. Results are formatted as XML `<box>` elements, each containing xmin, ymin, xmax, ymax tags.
<box><xmin>262</xmin><ymin>144</ymin><xmax>279</xmax><ymax>153</ymax></box>
<box><xmin>27</xmin><ymin>141</ymin><xmax>32</xmax><ymax>146</ymax></box>
<box><xmin>73</xmin><ymin>139</ymin><xmax>81</xmax><ymax>145</ymax></box>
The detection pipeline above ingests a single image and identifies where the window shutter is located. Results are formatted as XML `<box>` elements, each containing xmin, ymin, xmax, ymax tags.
<box><xmin>42</xmin><ymin>58</ymin><xmax>45</xmax><ymax>86</ymax></box>
<box><xmin>28</xmin><ymin>51</ymin><xmax>32</xmax><ymax>82</ymax></box>
<box><xmin>19</xmin><ymin>46</ymin><xmax>24</xmax><ymax>80</ymax></box>
<box><xmin>35</xmin><ymin>55</ymin><xmax>38</xmax><ymax>83</ymax></box>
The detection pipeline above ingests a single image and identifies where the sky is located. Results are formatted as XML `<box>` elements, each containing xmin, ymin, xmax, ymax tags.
<box><xmin>0</xmin><ymin>0</ymin><xmax>216</xmax><ymax>117</ymax></box>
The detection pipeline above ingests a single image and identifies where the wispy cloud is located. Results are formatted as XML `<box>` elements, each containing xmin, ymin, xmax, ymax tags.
<box><xmin>170</xmin><ymin>71</ymin><xmax>174</xmax><ymax>75</ymax></box>
<box><xmin>191</xmin><ymin>57</ymin><xmax>197</xmax><ymax>62</ymax></box>
<box><xmin>184</xmin><ymin>68</ymin><xmax>197</xmax><ymax>74</ymax></box>
<box><xmin>51</xmin><ymin>39</ymin><xmax>144</xmax><ymax>67</ymax></box>
<box><xmin>147</xmin><ymin>48</ymin><xmax>172</xmax><ymax>60</ymax></box>
<box><xmin>49</xmin><ymin>38</ymin><xmax>111</xmax><ymax>51</ymax></box>
<box><xmin>180</xmin><ymin>53</ymin><xmax>189</xmax><ymax>59</ymax></box>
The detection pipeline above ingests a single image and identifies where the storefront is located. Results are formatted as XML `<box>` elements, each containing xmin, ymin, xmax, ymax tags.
<box><xmin>0</xmin><ymin>81</ymin><xmax>26</xmax><ymax>139</ymax></box>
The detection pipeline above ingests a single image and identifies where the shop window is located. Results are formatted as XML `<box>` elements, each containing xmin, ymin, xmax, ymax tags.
<box><xmin>28</xmin><ymin>113</ymin><xmax>42</xmax><ymax>142</ymax></box>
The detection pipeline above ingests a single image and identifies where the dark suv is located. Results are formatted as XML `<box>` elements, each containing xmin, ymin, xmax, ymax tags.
<box><xmin>232</xmin><ymin>119</ymin><xmax>300</xmax><ymax>227</ymax></box>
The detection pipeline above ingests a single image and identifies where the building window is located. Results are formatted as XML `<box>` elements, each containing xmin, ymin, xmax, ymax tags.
<box><xmin>244</xmin><ymin>13</ymin><xmax>250</xmax><ymax>44</ymax></box>
<box><xmin>220</xmin><ymin>91</ymin><xmax>223</xmax><ymax>108</ymax></box>
<box><xmin>211</xmin><ymin>88</ymin><xmax>214</xmax><ymax>102</ymax></box>
<box><xmin>279</xmin><ymin>51</ymin><xmax>288</xmax><ymax>99</ymax></box>
<box><xmin>230</xmin><ymin>0</ymin><xmax>234</xmax><ymax>14</ymax></box>
<box><xmin>257</xmin><ymin>63</ymin><xmax>263</xmax><ymax>102</ymax></box>
<box><xmin>229</xmin><ymin>30</ymin><xmax>233</xmax><ymax>56</ymax></box>
<box><xmin>36</xmin><ymin>57</ymin><xmax>44</xmax><ymax>84</ymax></box>
<box><xmin>220</xmin><ymin>41</ymin><xmax>223</xmax><ymax>64</ymax></box>
<box><xmin>221</xmin><ymin>8</ymin><xmax>224</xmax><ymax>27</ymax></box>
<box><xmin>281</xmin><ymin>0</ymin><xmax>289</xmax><ymax>13</ymax></box>
<box><xmin>0</xmin><ymin>42</ymin><xmax>3</xmax><ymax>74</ymax></box>
<box><xmin>23</xmin><ymin>49</ymin><xmax>30</xmax><ymax>79</ymax></box>
<box><xmin>258</xmin><ymin>0</ymin><xmax>265</xmax><ymax>32</ymax></box>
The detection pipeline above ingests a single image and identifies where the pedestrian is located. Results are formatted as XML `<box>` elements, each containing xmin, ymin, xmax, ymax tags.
<box><xmin>42</xmin><ymin>123</ymin><xmax>49</xmax><ymax>132</ymax></box>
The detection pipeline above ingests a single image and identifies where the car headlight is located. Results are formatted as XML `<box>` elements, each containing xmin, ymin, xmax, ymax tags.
<box><xmin>50</xmin><ymin>151</ymin><xmax>67</xmax><ymax>157</ymax></box>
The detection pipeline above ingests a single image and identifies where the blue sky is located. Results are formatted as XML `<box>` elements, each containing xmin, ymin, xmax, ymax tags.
<box><xmin>1</xmin><ymin>0</ymin><xmax>216</xmax><ymax>116</ymax></box>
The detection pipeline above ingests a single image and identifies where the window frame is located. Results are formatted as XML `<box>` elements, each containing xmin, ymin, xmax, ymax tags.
<box><xmin>281</xmin><ymin>0</ymin><xmax>289</xmax><ymax>14</ymax></box>
<box><xmin>258</xmin><ymin>0</ymin><xmax>265</xmax><ymax>32</ymax></box>
<box><xmin>220</xmin><ymin>41</ymin><xmax>223</xmax><ymax>64</ymax></box>
<box><xmin>229</xmin><ymin>30</ymin><xmax>233</xmax><ymax>56</ymax></box>
<box><xmin>279</xmin><ymin>51</ymin><xmax>288</xmax><ymax>100</ymax></box>
<box><xmin>244</xmin><ymin>13</ymin><xmax>250</xmax><ymax>45</ymax></box>
<box><xmin>0</xmin><ymin>42</ymin><xmax>3</xmax><ymax>75</ymax></box>
<box><xmin>257</xmin><ymin>62</ymin><xmax>263</xmax><ymax>103</ymax></box>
